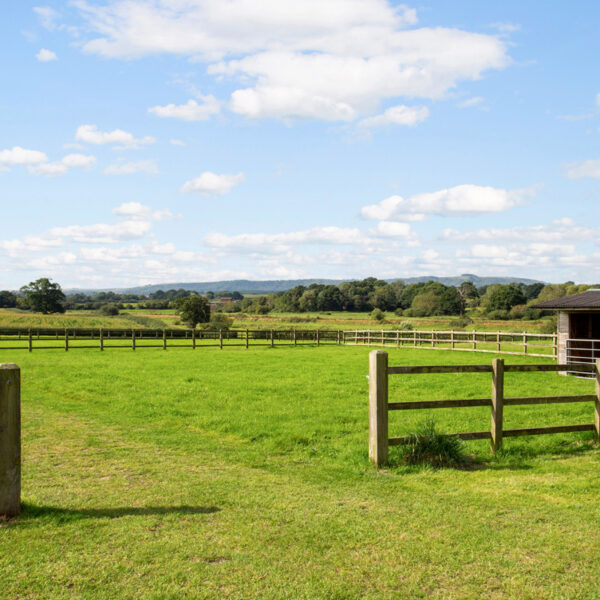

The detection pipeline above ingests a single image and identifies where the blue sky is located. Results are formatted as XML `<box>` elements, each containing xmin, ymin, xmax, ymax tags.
<box><xmin>2</xmin><ymin>0</ymin><xmax>600</xmax><ymax>289</ymax></box>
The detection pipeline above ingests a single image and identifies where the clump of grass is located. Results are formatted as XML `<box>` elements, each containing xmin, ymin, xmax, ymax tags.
<box><xmin>402</xmin><ymin>419</ymin><xmax>467</xmax><ymax>468</ymax></box>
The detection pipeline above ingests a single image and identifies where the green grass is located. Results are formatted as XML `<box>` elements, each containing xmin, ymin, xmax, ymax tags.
<box><xmin>1</xmin><ymin>345</ymin><xmax>600</xmax><ymax>598</ymax></box>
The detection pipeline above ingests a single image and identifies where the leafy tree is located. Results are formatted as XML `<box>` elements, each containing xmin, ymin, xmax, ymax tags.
<box><xmin>484</xmin><ymin>284</ymin><xmax>526</xmax><ymax>313</ymax></box>
<box><xmin>457</xmin><ymin>281</ymin><xmax>479</xmax><ymax>315</ymax></box>
<box><xmin>172</xmin><ymin>295</ymin><xmax>211</xmax><ymax>328</ymax></box>
<box><xmin>371</xmin><ymin>308</ymin><xmax>385</xmax><ymax>321</ymax></box>
<box><xmin>0</xmin><ymin>290</ymin><xmax>17</xmax><ymax>308</ymax></box>
<box><xmin>100</xmin><ymin>304</ymin><xmax>119</xmax><ymax>316</ymax></box>
<box><xmin>20</xmin><ymin>278</ymin><xmax>66</xmax><ymax>313</ymax></box>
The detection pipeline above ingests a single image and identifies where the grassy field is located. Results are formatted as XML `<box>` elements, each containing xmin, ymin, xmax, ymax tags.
<box><xmin>0</xmin><ymin>307</ymin><xmax>552</xmax><ymax>334</ymax></box>
<box><xmin>1</xmin><ymin>345</ymin><xmax>599</xmax><ymax>598</ymax></box>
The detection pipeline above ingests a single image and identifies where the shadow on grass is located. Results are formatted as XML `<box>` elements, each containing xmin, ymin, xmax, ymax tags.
<box><xmin>13</xmin><ymin>503</ymin><xmax>220</xmax><ymax>525</ymax></box>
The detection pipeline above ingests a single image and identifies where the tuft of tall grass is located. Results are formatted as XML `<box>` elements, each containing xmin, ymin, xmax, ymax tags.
<box><xmin>402</xmin><ymin>419</ymin><xmax>467</xmax><ymax>468</ymax></box>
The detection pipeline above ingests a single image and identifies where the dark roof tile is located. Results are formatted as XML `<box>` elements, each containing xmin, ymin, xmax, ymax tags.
<box><xmin>534</xmin><ymin>290</ymin><xmax>600</xmax><ymax>309</ymax></box>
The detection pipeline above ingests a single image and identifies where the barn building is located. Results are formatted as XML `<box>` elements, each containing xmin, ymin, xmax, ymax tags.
<box><xmin>535</xmin><ymin>290</ymin><xmax>600</xmax><ymax>367</ymax></box>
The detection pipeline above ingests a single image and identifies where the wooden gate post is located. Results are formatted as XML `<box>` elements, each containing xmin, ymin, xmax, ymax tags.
<box><xmin>369</xmin><ymin>350</ymin><xmax>389</xmax><ymax>467</ymax></box>
<box><xmin>491</xmin><ymin>358</ymin><xmax>505</xmax><ymax>454</ymax></box>
<box><xmin>0</xmin><ymin>363</ymin><xmax>20</xmax><ymax>518</ymax></box>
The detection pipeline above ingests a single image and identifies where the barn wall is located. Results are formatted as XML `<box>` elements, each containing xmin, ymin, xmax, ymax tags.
<box><xmin>557</xmin><ymin>311</ymin><xmax>569</xmax><ymax>364</ymax></box>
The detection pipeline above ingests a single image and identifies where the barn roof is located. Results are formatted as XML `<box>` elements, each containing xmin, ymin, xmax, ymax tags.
<box><xmin>534</xmin><ymin>290</ymin><xmax>600</xmax><ymax>309</ymax></box>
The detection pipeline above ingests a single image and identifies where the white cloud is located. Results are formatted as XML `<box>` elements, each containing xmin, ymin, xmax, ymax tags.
<box><xmin>596</xmin><ymin>92</ymin><xmax>600</xmax><ymax>107</ymax></box>
<box><xmin>112</xmin><ymin>202</ymin><xmax>175</xmax><ymax>221</ymax></box>
<box><xmin>181</xmin><ymin>171</ymin><xmax>244</xmax><ymax>194</ymax></box>
<box><xmin>565</xmin><ymin>158</ymin><xmax>600</xmax><ymax>179</ymax></box>
<box><xmin>361</xmin><ymin>184</ymin><xmax>532</xmax><ymax>220</ymax></box>
<box><xmin>458</xmin><ymin>96</ymin><xmax>484</xmax><ymax>108</ymax></box>
<box><xmin>0</xmin><ymin>146</ymin><xmax>47</xmax><ymax>166</ymax></box>
<box><xmin>33</xmin><ymin>6</ymin><xmax>60</xmax><ymax>30</ymax></box>
<box><xmin>75</xmin><ymin>0</ymin><xmax>510</xmax><ymax>122</ymax></box>
<box><xmin>104</xmin><ymin>160</ymin><xmax>158</xmax><ymax>175</ymax></box>
<box><xmin>170</xmin><ymin>139</ymin><xmax>186</xmax><ymax>146</ymax></box>
<box><xmin>29</xmin><ymin>153</ymin><xmax>96</xmax><ymax>176</ymax></box>
<box><xmin>369</xmin><ymin>220</ymin><xmax>416</xmax><ymax>240</ymax></box>
<box><xmin>148</xmin><ymin>97</ymin><xmax>220</xmax><ymax>121</ymax></box>
<box><xmin>358</xmin><ymin>105</ymin><xmax>429</xmax><ymax>128</ymax></box>
<box><xmin>442</xmin><ymin>218</ymin><xmax>595</xmax><ymax>244</ymax></box>
<box><xmin>36</xmin><ymin>48</ymin><xmax>57</xmax><ymax>62</ymax></box>
<box><xmin>49</xmin><ymin>221</ymin><xmax>152</xmax><ymax>243</ymax></box>
<box><xmin>75</xmin><ymin>124</ymin><xmax>155</xmax><ymax>149</ymax></box>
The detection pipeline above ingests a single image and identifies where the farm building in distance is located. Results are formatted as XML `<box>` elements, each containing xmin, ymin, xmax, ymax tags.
<box><xmin>535</xmin><ymin>289</ymin><xmax>600</xmax><ymax>367</ymax></box>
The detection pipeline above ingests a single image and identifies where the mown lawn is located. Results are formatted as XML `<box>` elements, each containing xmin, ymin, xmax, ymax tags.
<box><xmin>1</xmin><ymin>346</ymin><xmax>599</xmax><ymax>599</ymax></box>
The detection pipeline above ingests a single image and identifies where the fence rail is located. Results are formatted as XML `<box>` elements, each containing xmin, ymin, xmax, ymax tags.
<box><xmin>347</xmin><ymin>329</ymin><xmax>557</xmax><ymax>359</ymax></box>
<box><xmin>0</xmin><ymin>327</ymin><xmax>344</xmax><ymax>351</ymax></box>
<box><xmin>368</xmin><ymin>350</ymin><xmax>599</xmax><ymax>466</ymax></box>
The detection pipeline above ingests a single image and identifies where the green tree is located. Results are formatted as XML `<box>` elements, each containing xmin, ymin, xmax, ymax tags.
<box><xmin>457</xmin><ymin>281</ymin><xmax>479</xmax><ymax>315</ymax></box>
<box><xmin>0</xmin><ymin>290</ymin><xmax>17</xmax><ymax>308</ymax></box>
<box><xmin>20</xmin><ymin>278</ymin><xmax>66</xmax><ymax>313</ymax></box>
<box><xmin>484</xmin><ymin>284</ymin><xmax>526</xmax><ymax>312</ymax></box>
<box><xmin>172</xmin><ymin>295</ymin><xmax>211</xmax><ymax>328</ymax></box>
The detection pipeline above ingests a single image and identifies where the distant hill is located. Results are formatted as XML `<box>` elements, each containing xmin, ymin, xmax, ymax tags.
<box><xmin>66</xmin><ymin>274</ymin><xmax>543</xmax><ymax>295</ymax></box>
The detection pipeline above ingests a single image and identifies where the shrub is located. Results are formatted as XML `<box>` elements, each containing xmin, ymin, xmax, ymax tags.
<box><xmin>371</xmin><ymin>308</ymin><xmax>385</xmax><ymax>321</ymax></box>
<box><xmin>202</xmin><ymin>313</ymin><xmax>233</xmax><ymax>331</ymax></box>
<box><xmin>486</xmin><ymin>309</ymin><xmax>509</xmax><ymax>320</ymax></box>
<box><xmin>99</xmin><ymin>303</ymin><xmax>119</xmax><ymax>316</ymax></box>
<box><xmin>449</xmin><ymin>316</ymin><xmax>472</xmax><ymax>329</ymax></box>
<box><xmin>509</xmin><ymin>304</ymin><xmax>526</xmax><ymax>319</ymax></box>
<box><xmin>540</xmin><ymin>315</ymin><xmax>557</xmax><ymax>334</ymax></box>
<box><xmin>398</xmin><ymin>320</ymin><xmax>414</xmax><ymax>331</ymax></box>
<box><xmin>402</xmin><ymin>419</ymin><xmax>466</xmax><ymax>468</ymax></box>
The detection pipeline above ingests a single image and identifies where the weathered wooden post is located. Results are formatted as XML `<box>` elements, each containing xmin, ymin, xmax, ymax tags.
<box><xmin>595</xmin><ymin>359</ymin><xmax>600</xmax><ymax>442</ymax></box>
<box><xmin>369</xmin><ymin>350</ymin><xmax>388</xmax><ymax>467</ymax></box>
<box><xmin>316</xmin><ymin>329</ymin><xmax>320</xmax><ymax>346</ymax></box>
<box><xmin>192</xmin><ymin>328</ymin><xmax>196</xmax><ymax>350</ymax></box>
<box><xmin>523</xmin><ymin>333</ymin><xmax>528</xmax><ymax>355</ymax></box>
<box><xmin>28</xmin><ymin>329</ymin><xmax>32</xmax><ymax>353</ymax></box>
<box><xmin>163</xmin><ymin>329</ymin><xmax>167</xmax><ymax>350</ymax></box>
<box><xmin>219</xmin><ymin>329</ymin><xmax>223</xmax><ymax>349</ymax></box>
<box><xmin>132</xmin><ymin>329</ymin><xmax>136</xmax><ymax>351</ymax></box>
<box><xmin>246</xmin><ymin>329</ymin><xmax>249</xmax><ymax>349</ymax></box>
<box><xmin>491</xmin><ymin>358</ymin><xmax>504</xmax><ymax>454</ymax></box>
<box><xmin>100</xmin><ymin>328</ymin><xmax>104</xmax><ymax>351</ymax></box>
<box><xmin>451</xmin><ymin>330</ymin><xmax>455</xmax><ymax>350</ymax></box>
<box><xmin>0</xmin><ymin>363</ymin><xmax>20</xmax><ymax>518</ymax></box>
<box><xmin>497</xmin><ymin>331</ymin><xmax>501</xmax><ymax>353</ymax></box>
<box><xmin>65</xmin><ymin>330</ymin><xmax>69</xmax><ymax>352</ymax></box>
<box><xmin>472</xmin><ymin>331</ymin><xmax>476</xmax><ymax>350</ymax></box>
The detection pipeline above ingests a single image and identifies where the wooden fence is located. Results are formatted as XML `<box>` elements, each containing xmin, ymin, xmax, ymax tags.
<box><xmin>348</xmin><ymin>329</ymin><xmax>557</xmax><ymax>359</ymax></box>
<box><xmin>0</xmin><ymin>327</ymin><xmax>344</xmax><ymax>351</ymax></box>
<box><xmin>368</xmin><ymin>350</ymin><xmax>599</xmax><ymax>466</ymax></box>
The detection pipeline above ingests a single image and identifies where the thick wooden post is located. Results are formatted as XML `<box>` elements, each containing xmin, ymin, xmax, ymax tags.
<box><xmin>163</xmin><ymin>329</ymin><xmax>167</xmax><ymax>350</ymax></box>
<box><xmin>369</xmin><ymin>350</ymin><xmax>388</xmax><ymax>467</ymax></box>
<box><xmin>219</xmin><ymin>329</ymin><xmax>223</xmax><ymax>349</ymax></box>
<box><xmin>497</xmin><ymin>331</ymin><xmax>500</xmax><ymax>352</ymax></box>
<box><xmin>431</xmin><ymin>331</ymin><xmax>435</xmax><ymax>348</ymax></box>
<box><xmin>595</xmin><ymin>359</ymin><xmax>600</xmax><ymax>441</ymax></box>
<box><xmin>491</xmin><ymin>358</ymin><xmax>504</xmax><ymax>454</ymax></box>
<box><xmin>246</xmin><ymin>329</ymin><xmax>249</xmax><ymax>349</ymax></box>
<box><xmin>413</xmin><ymin>330</ymin><xmax>417</xmax><ymax>347</ymax></box>
<box><xmin>28</xmin><ymin>329</ymin><xmax>32</xmax><ymax>353</ymax></box>
<box><xmin>451</xmin><ymin>330</ymin><xmax>455</xmax><ymax>350</ymax></box>
<box><xmin>132</xmin><ymin>329</ymin><xmax>136</xmax><ymax>351</ymax></box>
<box><xmin>192</xmin><ymin>328</ymin><xmax>196</xmax><ymax>350</ymax></box>
<box><xmin>523</xmin><ymin>333</ymin><xmax>528</xmax><ymax>355</ymax></box>
<box><xmin>337</xmin><ymin>330</ymin><xmax>340</xmax><ymax>345</ymax></box>
<box><xmin>270</xmin><ymin>329</ymin><xmax>274</xmax><ymax>347</ymax></box>
<box><xmin>100</xmin><ymin>328</ymin><xmax>104</xmax><ymax>351</ymax></box>
<box><xmin>65</xmin><ymin>330</ymin><xmax>69</xmax><ymax>352</ymax></box>
<box><xmin>316</xmin><ymin>329</ymin><xmax>320</xmax><ymax>346</ymax></box>
<box><xmin>472</xmin><ymin>331</ymin><xmax>476</xmax><ymax>350</ymax></box>
<box><xmin>0</xmin><ymin>363</ymin><xmax>20</xmax><ymax>518</ymax></box>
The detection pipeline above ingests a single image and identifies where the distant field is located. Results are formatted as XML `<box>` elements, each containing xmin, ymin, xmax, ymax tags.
<box><xmin>1</xmin><ymin>346</ymin><xmax>599</xmax><ymax>598</ymax></box>
<box><xmin>0</xmin><ymin>308</ymin><xmax>554</xmax><ymax>334</ymax></box>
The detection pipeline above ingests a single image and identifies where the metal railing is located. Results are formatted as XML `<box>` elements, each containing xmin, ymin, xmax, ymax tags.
<box><xmin>566</xmin><ymin>338</ymin><xmax>600</xmax><ymax>378</ymax></box>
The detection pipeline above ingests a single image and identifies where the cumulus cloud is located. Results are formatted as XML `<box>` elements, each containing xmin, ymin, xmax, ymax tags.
<box><xmin>112</xmin><ymin>202</ymin><xmax>175</xmax><ymax>221</ymax></box>
<box><xmin>170</xmin><ymin>139</ymin><xmax>186</xmax><ymax>146</ymax></box>
<box><xmin>565</xmin><ymin>158</ymin><xmax>600</xmax><ymax>179</ymax></box>
<box><xmin>29</xmin><ymin>153</ymin><xmax>96</xmax><ymax>176</ymax></box>
<box><xmin>74</xmin><ymin>0</ymin><xmax>510</xmax><ymax>122</ymax></box>
<box><xmin>457</xmin><ymin>96</ymin><xmax>484</xmax><ymax>108</ymax></box>
<box><xmin>181</xmin><ymin>171</ymin><xmax>244</xmax><ymax>194</ymax></box>
<box><xmin>33</xmin><ymin>6</ymin><xmax>60</xmax><ymax>30</ymax></box>
<box><xmin>104</xmin><ymin>160</ymin><xmax>158</xmax><ymax>175</ymax></box>
<box><xmin>148</xmin><ymin>97</ymin><xmax>220</xmax><ymax>121</ymax></box>
<box><xmin>358</xmin><ymin>105</ymin><xmax>429</xmax><ymax>128</ymax></box>
<box><xmin>36</xmin><ymin>48</ymin><xmax>57</xmax><ymax>62</ymax></box>
<box><xmin>75</xmin><ymin>124</ymin><xmax>155</xmax><ymax>148</ymax></box>
<box><xmin>361</xmin><ymin>184</ymin><xmax>533</xmax><ymax>221</ymax></box>
<box><xmin>0</xmin><ymin>146</ymin><xmax>47</xmax><ymax>167</ymax></box>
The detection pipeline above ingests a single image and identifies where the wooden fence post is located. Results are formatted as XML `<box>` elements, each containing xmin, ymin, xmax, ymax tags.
<box><xmin>523</xmin><ymin>333</ymin><xmax>528</xmax><ymax>355</ymax></box>
<box><xmin>316</xmin><ymin>330</ymin><xmax>320</xmax><ymax>346</ymax></box>
<box><xmin>595</xmin><ymin>359</ymin><xmax>600</xmax><ymax>442</ymax></box>
<box><xmin>369</xmin><ymin>350</ymin><xmax>388</xmax><ymax>467</ymax></box>
<box><xmin>28</xmin><ymin>329</ymin><xmax>32</xmax><ymax>353</ymax></box>
<box><xmin>163</xmin><ymin>329</ymin><xmax>167</xmax><ymax>350</ymax></box>
<box><xmin>450</xmin><ymin>330</ymin><xmax>455</xmax><ymax>350</ymax></box>
<box><xmin>192</xmin><ymin>328</ymin><xmax>196</xmax><ymax>350</ymax></box>
<box><xmin>100</xmin><ymin>328</ymin><xmax>104</xmax><ymax>351</ymax></box>
<box><xmin>65</xmin><ymin>330</ymin><xmax>69</xmax><ymax>352</ymax></box>
<box><xmin>497</xmin><ymin>331</ymin><xmax>501</xmax><ymax>353</ymax></box>
<box><xmin>413</xmin><ymin>330</ymin><xmax>417</xmax><ymax>347</ymax></box>
<box><xmin>0</xmin><ymin>363</ymin><xmax>20</xmax><ymax>518</ymax></box>
<box><xmin>472</xmin><ymin>331</ymin><xmax>476</xmax><ymax>350</ymax></box>
<box><xmin>246</xmin><ymin>329</ymin><xmax>249</xmax><ymax>349</ymax></box>
<box><xmin>491</xmin><ymin>358</ymin><xmax>505</xmax><ymax>454</ymax></box>
<box><xmin>132</xmin><ymin>329</ymin><xmax>136</xmax><ymax>351</ymax></box>
<box><xmin>220</xmin><ymin>329</ymin><xmax>223</xmax><ymax>349</ymax></box>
